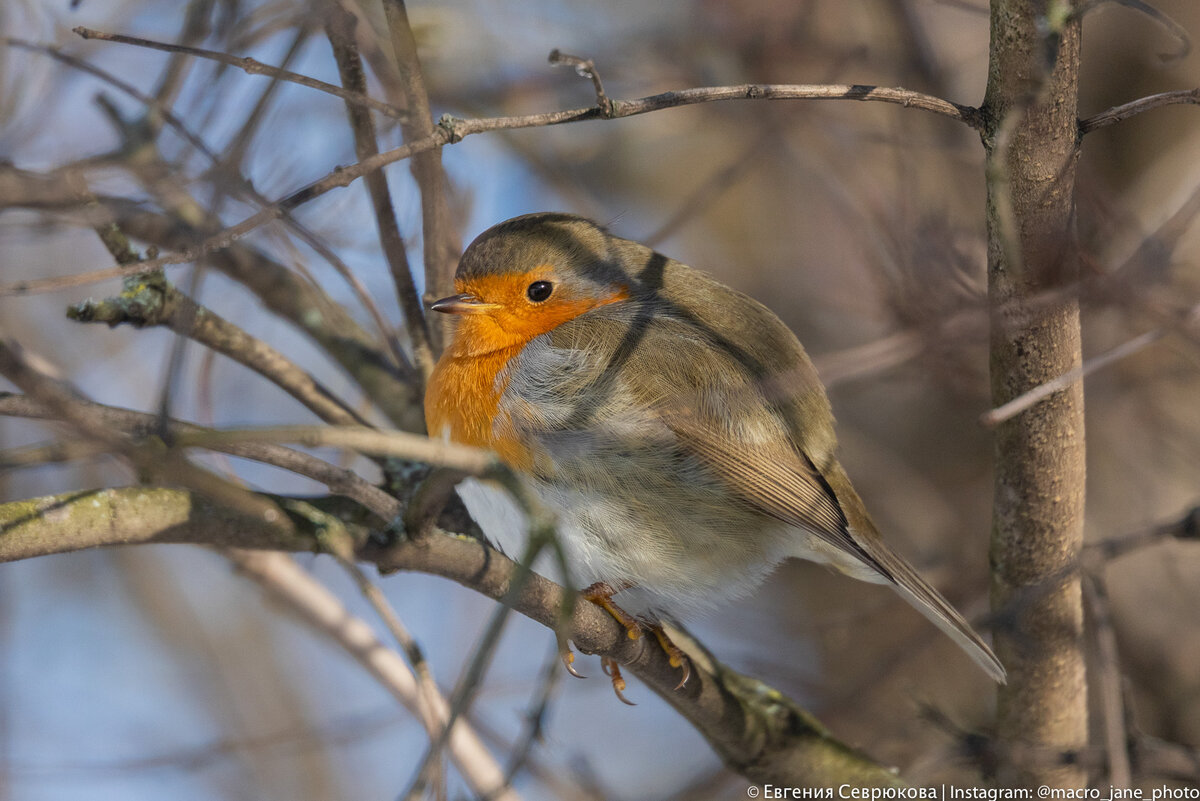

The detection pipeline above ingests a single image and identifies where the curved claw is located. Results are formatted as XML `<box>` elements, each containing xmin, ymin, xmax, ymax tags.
<box><xmin>673</xmin><ymin>657</ymin><xmax>692</xmax><ymax>691</ymax></box>
<box><xmin>561</xmin><ymin>649</ymin><xmax>586</xmax><ymax>679</ymax></box>
<box><xmin>650</xmin><ymin>624</ymin><xmax>692</xmax><ymax>691</ymax></box>
<box><xmin>601</xmin><ymin>656</ymin><xmax>637</xmax><ymax>705</ymax></box>
<box><xmin>613</xmin><ymin>683</ymin><xmax>637</xmax><ymax>706</ymax></box>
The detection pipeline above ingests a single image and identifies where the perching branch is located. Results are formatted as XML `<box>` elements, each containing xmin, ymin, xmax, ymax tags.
<box><xmin>0</xmin><ymin>486</ymin><xmax>902</xmax><ymax>789</ymax></box>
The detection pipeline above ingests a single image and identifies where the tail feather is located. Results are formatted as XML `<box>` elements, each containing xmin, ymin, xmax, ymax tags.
<box><xmin>886</xmin><ymin>561</ymin><xmax>1007</xmax><ymax>684</ymax></box>
<box><xmin>855</xmin><ymin>536</ymin><xmax>1007</xmax><ymax>683</ymax></box>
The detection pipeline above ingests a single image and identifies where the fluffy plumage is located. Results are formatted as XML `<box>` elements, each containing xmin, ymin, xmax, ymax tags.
<box><xmin>426</xmin><ymin>212</ymin><xmax>1005</xmax><ymax>683</ymax></box>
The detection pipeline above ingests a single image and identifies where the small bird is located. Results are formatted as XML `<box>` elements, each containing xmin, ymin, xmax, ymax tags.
<box><xmin>425</xmin><ymin>212</ymin><xmax>1006</xmax><ymax>692</ymax></box>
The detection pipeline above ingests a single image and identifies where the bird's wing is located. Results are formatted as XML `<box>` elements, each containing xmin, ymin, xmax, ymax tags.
<box><xmin>512</xmin><ymin>303</ymin><xmax>1006</xmax><ymax>683</ymax></box>
<box><xmin>511</xmin><ymin>302</ymin><xmax>872</xmax><ymax>563</ymax></box>
<box><xmin>665</xmin><ymin>399</ymin><xmax>1006</xmax><ymax>683</ymax></box>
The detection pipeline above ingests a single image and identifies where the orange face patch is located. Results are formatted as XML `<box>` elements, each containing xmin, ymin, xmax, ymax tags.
<box><xmin>443</xmin><ymin>267</ymin><xmax>628</xmax><ymax>357</ymax></box>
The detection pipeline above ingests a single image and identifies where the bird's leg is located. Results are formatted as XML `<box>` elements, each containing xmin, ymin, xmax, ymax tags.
<box><xmin>581</xmin><ymin>581</ymin><xmax>640</xmax><ymax>640</ymax></box>
<box><xmin>581</xmin><ymin>580</ymin><xmax>642</xmax><ymax>702</ymax></box>
<box><xmin>580</xmin><ymin>581</ymin><xmax>690</xmax><ymax>696</ymax></box>
<box><xmin>649</xmin><ymin>625</ymin><xmax>692</xmax><ymax>690</ymax></box>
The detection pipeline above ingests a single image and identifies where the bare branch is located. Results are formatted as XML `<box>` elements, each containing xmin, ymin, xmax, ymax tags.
<box><xmin>166</xmin><ymin>424</ymin><xmax>496</xmax><ymax>476</ymax></box>
<box><xmin>0</xmin><ymin>393</ymin><xmax>401</xmax><ymax>522</ymax></box>
<box><xmin>549</xmin><ymin>49</ymin><xmax>613</xmax><ymax>118</ymax></box>
<box><xmin>1085</xmin><ymin>505</ymin><xmax>1200</xmax><ymax>566</ymax></box>
<box><xmin>983</xmin><ymin>0</ymin><xmax>1088</xmax><ymax>788</ymax></box>
<box><xmin>980</xmin><ymin>328</ymin><xmax>1166</xmax><ymax>427</ymax></box>
<box><xmin>0</xmin><ymin>487</ymin><xmax>313</xmax><ymax>562</ymax></box>
<box><xmin>70</xmin><ymin>26</ymin><xmax>406</xmax><ymax>119</ymax></box>
<box><xmin>0</xmin><ymin>339</ymin><xmax>293</xmax><ymax>529</ymax></box>
<box><xmin>1080</xmin><ymin>88</ymin><xmax>1200</xmax><ymax>134</ymax></box>
<box><xmin>2</xmin><ymin>38</ymin><xmax>417</xmax><ymax>387</ymax></box>
<box><xmin>68</xmin><ymin>273</ymin><xmax>370</xmax><ymax>427</ymax></box>
<box><xmin>113</xmin><ymin>210</ymin><xmax>425</xmax><ymax>432</ymax></box>
<box><xmin>381</xmin><ymin>0</ymin><xmax>462</xmax><ymax>358</ymax></box>
<box><xmin>0</xmin><ymin>487</ymin><xmax>902</xmax><ymax>789</ymax></box>
<box><xmin>326</xmin><ymin>9</ymin><xmax>435</xmax><ymax>385</ymax></box>
<box><xmin>1082</xmin><ymin>573</ymin><xmax>1131</xmax><ymax>787</ymax></box>
<box><xmin>1075</xmin><ymin>0</ymin><xmax>1191</xmax><ymax>62</ymax></box>
<box><xmin>0</xmin><ymin>81</ymin><xmax>979</xmax><ymax>298</ymax></box>
<box><xmin>2</xmin><ymin>35</ymin><xmax>220</xmax><ymax>161</ymax></box>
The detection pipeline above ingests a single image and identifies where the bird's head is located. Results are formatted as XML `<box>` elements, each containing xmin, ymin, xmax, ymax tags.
<box><xmin>431</xmin><ymin>213</ymin><xmax>633</xmax><ymax>356</ymax></box>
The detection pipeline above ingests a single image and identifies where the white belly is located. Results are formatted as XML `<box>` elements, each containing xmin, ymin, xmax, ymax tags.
<box><xmin>454</xmin><ymin>477</ymin><xmax>793</xmax><ymax>621</ymax></box>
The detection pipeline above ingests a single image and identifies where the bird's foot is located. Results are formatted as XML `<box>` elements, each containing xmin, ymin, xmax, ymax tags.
<box><xmin>581</xmin><ymin>581</ymin><xmax>640</xmax><ymax>640</ymax></box>
<box><xmin>650</xmin><ymin>624</ymin><xmax>692</xmax><ymax>690</ymax></box>
<box><xmin>601</xmin><ymin>657</ymin><xmax>636</xmax><ymax>705</ymax></box>
<box><xmin>559</xmin><ymin>646</ymin><xmax>586</xmax><ymax>678</ymax></box>
<box><xmin>580</xmin><ymin>581</ymin><xmax>691</xmax><ymax>699</ymax></box>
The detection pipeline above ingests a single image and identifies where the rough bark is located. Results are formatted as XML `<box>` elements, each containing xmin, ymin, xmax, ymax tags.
<box><xmin>982</xmin><ymin>0</ymin><xmax>1088</xmax><ymax>788</ymax></box>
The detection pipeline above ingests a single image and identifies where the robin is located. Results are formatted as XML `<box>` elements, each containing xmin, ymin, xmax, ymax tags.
<box><xmin>425</xmin><ymin>212</ymin><xmax>1005</xmax><ymax>698</ymax></box>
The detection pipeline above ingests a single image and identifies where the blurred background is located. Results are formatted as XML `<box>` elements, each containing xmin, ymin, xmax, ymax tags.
<box><xmin>1</xmin><ymin>0</ymin><xmax>1199</xmax><ymax>798</ymax></box>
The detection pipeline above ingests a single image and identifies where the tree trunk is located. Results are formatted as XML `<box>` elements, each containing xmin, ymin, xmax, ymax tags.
<box><xmin>983</xmin><ymin>0</ymin><xmax>1088</xmax><ymax>788</ymax></box>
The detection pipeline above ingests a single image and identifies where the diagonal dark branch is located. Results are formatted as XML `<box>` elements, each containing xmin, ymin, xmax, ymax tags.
<box><xmin>68</xmin><ymin>273</ymin><xmax>371</xmax><ymax>427</ymax></box>
<box><xmin>381</xmin><ymin>0</ymin><xmax>462</xmax><ymax>358</ymax></box>
<box><xmin>326</xmin><ymin>9</ymin><xmax>435</xmax><ymax>387</ymax></box>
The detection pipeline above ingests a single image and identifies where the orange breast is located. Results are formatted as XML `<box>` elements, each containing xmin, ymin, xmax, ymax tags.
<box><xmin>424</xmin><ymin>342</ymin><xmax>534</xmax><ymax>470</ymax></box>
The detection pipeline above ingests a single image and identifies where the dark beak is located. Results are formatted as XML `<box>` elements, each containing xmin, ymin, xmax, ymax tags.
<box><xmin>429</xmin><ymin>293</ymin><xmax>500</xmax><ymax>314</ymax></box>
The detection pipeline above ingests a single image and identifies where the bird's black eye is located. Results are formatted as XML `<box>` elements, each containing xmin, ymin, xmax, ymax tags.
<box><xmin>526</xmin><ymin>280</ymin><xmax>554</xmax><ymax>302</ymax></box>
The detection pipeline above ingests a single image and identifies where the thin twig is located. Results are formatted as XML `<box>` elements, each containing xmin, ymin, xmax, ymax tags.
<box><xmin>71</xmin><ymin>26</ymin><xmax>405</xmax><ymax>119</ymax></box>
<box><xmin>644</xmin><ymin>128</ymin><xmax>772</xmax><ymax>247</ymax></box>
<box><xmin>1080</xmin><ymin>88</ymin><xmax>1200</xmax><ymax>133</ymax></box>
<box><xmin>167</xmin><ymin>423</ymin><xmax>497</xmax><ymax>476</ymax></box>
<box><xmin>980</xmin><ymin>328</ymin><xmax>1166</xmax><ymax>427</ymax></box>
<box><xmin>549</xmin><ymin>49</ymin><xmax>613</xmax><ymax>117</ymax></box>
<box><xmin>381</xmin><ymin>0</ymin><xmax>461</xmax><ymax>360</ymax></box>
<box><xmin>110</xmin><ymin>208</ymin><xmax>425</xmax><ymax>432</ymax></box>
<box><xmin>1074</xmin><ymin>0</ymin><xmax>1191</xmax><ymax>62</ymax></box>
<box><xmin>1085</xmin><ymin>505</ymin><xmax>1200</xmax><ymax>566</ymax></box>
<box><xmin>502</xmin><ymin>640</ymin><xmax>564</xmax><ymax>789</ymax></box>
<box><xmin>1082</xmin><ymin>573</ymin><xmax>1132</xmax><ymax>787</ymax></box>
